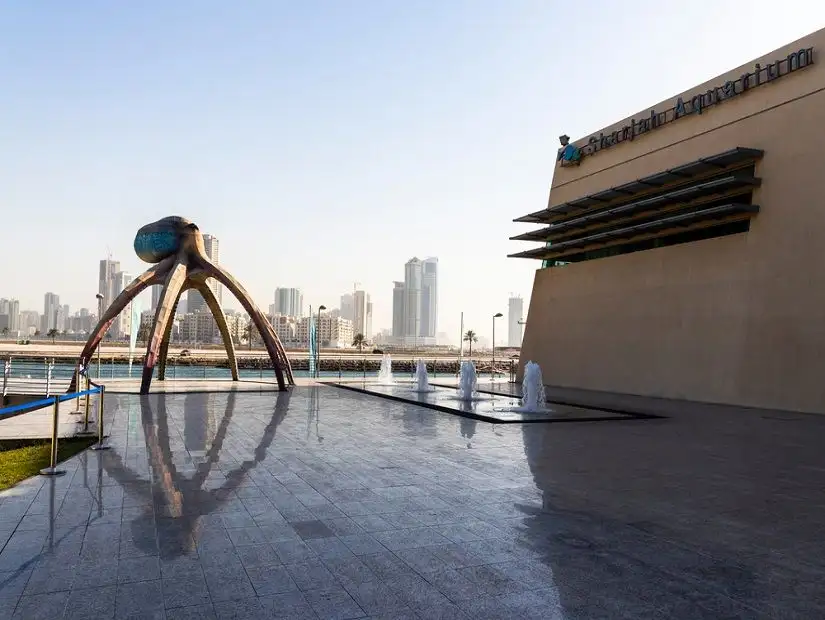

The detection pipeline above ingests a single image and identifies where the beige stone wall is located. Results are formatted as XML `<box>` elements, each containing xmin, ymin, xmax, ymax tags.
<box><xmin>520</xmin><ymin>29</ymin><xmax>825</xmax><ymax>413</ymax></box>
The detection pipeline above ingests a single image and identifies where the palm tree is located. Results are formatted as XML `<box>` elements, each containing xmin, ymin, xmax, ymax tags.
<box><xmin>47</xmin><ymin>328</ymin><xmax>59</xmax><ymax>344</ymax></box>
<box><xmin>352</xmin><ymin>333</ymin><xmax>366</xmax><ymax>353</ymax></box>
<box><xmin>463</xmin><ymin>330</ymin><xmax>478</xmax><ymax>357</ymax></box>
<box><xmin>243</xmin><ymin>322</ymin><xmax>254</xmax><ymax>351</ymax></box>
<box><xmin>0</xmin><ymin>327</ymin><xmax>8</xmax><ymax>338</ymax></box>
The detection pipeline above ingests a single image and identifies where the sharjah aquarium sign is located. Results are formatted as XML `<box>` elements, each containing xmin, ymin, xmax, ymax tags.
<box><xmin>557</xmin><ymin>47</ymin><xmax>815</xmax><ymax>167</ymax></box>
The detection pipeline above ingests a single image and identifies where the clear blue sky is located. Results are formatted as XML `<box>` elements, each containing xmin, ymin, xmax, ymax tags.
<box><xmin>2</xmin><ymin>1</ymin><xmax>824</xmax><ymax>344</ymax></box>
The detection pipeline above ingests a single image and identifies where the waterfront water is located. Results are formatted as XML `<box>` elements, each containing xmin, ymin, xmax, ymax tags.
<box><xmin>6</xmin><ymin>359</ymin><xmax>408</xmax><ymax>381</ymax></box>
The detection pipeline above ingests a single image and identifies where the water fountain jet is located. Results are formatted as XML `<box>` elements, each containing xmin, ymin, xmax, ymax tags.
<box><xmin>457</xmin><ymin>360</ymin><xmax>478</xmax><ymax>401</ymax></box>
<box><xmin>518</xmin><ymin>361</ymin><xmax>547</xmax><ymax>412</ymax></box>
<box><xmin>377</xmin><ymin>354</ymin><xmax>395</xmax><ymax>385</ymax></box>
<box><xmin>410</xmin><ymin>359</ymin><xmax>435</xmax><ymax>392</ymax></box>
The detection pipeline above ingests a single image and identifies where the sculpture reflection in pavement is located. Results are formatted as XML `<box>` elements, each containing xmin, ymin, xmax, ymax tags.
<box><xmin>100</xmin><ymin>391</ymin><xmax>292</xmax><ymax>558</ymax></box>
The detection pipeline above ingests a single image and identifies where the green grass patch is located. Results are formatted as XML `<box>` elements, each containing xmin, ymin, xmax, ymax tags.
<box><xmin>0</xmin><ymin>437</ymin><xmax>96</xmax><ymax>491</ymax></box>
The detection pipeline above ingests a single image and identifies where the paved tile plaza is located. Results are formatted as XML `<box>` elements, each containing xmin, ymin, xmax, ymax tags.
<box><xmin>0</xmin><ymin>386</ymin><xmax>823</xmax><ymax>619</ymax></box>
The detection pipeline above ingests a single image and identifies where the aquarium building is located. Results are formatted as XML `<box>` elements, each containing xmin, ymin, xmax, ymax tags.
<box><xmin>512</xmin><ymin>29</ymin><xmax>825</xmax><ymax>413</ymax></box>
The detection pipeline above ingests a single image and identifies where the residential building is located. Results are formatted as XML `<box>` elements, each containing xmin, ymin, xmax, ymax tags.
<box><xmin>340</xmin><ymin>294</ymin><xmax>354</xmax><ymax>321</ymax></box>
<box><xmin>295</xmin><ymin>313</ymin><xmax>353</xmax><ymax>348</ymax></box>
<box><xmin>352</xmin><ymin>290</ymin><xmax>372</xmax><ymax>339</ymax></box>
<box><xmin>420</xmin><ymin>258</ymin><xmax>438</xmax><ymax>339</ymax></box>
<box><xmin>0</xmin><ymin>299</ymin><xmax>20</xmax><ymax>334</ymax></box>
<box><xmin>42</xmin><ymin>292</ymin><xmax>60</xmax><ymax>333</ymax></box>
<box><xmin>269</xmin><ymin>314</ymin><xmax>301</xmax><ymax>348</ymax></box>
<box><xmin>8</xmin><ymin>299</ymin><xmax>20</xmax><ymax>333</ymax></box>
<box><xmin>20</xmin><ymin>311</ymin><xmax>39</xmax><ymax>335</ymax></box>
<box><xmin>404</xmin><ymin>258</ymin><xmax>422</xmax><ymax>341</ymax></box>
<box><xmin>393</xmin><ymin>256</ymin><xmax>438</xmax><ymax>346</ymax></box>
<box><xmin>112</xmin><ymin>271</ymin><xmax>133</xmax><ymax>338</ymax></box>
<box><xmin>391</xmin><ymin>281</ymin><xmax>405</xmax><ymax>341</ymax></box>
<box><xmin>99</xmin><ymin>258</ymin><xmax>121</xmax><ymax>310</ymax></box>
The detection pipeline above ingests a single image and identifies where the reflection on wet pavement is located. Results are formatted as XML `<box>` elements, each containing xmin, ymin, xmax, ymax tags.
<box><xmin>336</xmin><ymin>382</ymin><xmax>654</xmax><ymax>423</ymax></box>
<box><xmin>0</xmin><ymin>386</ymin><xmax>822</xmax><ymax>618</ymax></box>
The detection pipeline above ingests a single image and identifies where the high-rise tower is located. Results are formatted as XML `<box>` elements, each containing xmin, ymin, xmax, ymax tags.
<box><xmin>508</xmin><ymin>295</ymin><xmax>524</xmax><ymax>347</ymax></box>
<box><xmin>187</xmin><ymin>233</ymin><xmax>221</xmax><ymax>312</ymax></box>
<box><xmin>273</xmin><ymin>288</ymin><xmax>304</xmax><ymax>318</ymax></box>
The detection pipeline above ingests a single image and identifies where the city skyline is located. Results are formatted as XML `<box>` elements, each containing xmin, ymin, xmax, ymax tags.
<box><xmin>4</xmin><ymin>3</ymin><xmax>818</xmax><ymax>344</ymax></box>
<box><xmin>1</xmin><ymin>269</ymin><xmax>524</xmax><ymax>346</ymax></box>
<box><xmin>3</xmin><ymin>248</ymin><xmax>525</xmax><ymax>345</ymax></box>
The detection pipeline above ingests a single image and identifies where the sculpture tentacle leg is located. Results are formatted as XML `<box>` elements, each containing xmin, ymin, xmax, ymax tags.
<box><xmin>192</xmin><ymin>281</ymin><xmax>240</xmax><ymax>381</ymax></box>
<box><xmin>202</xmin><ymin>262</ymin><xmax>294</xmax><ymax>389</ymax></box>
<box><xmin>142</xmin><ymin>262</ymin><xmax>188</xmax><ymax>394</ymax></box>
<box><xmin>69</xmin><ymin>265</ymin><xmax>167</xmax><ymax>391</ymax></box>
<box><xmin>158</xmin><ymin>284</ymin><xmax>190</xmax><ymax>381</ymax></box>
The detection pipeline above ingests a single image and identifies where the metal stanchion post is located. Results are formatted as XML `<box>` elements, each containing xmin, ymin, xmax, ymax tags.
<box><xmin>362</xmin><ymin>357</ymin><xmax>366</xmax><ymax>379</ymax></box>
<box><xmin>259</xmin><ymin>357</ymin><xmax>263</xmax><ymax>380</ymax></box>
<box><xmin>84</xmin><ymin>375</ymin><xmax>91</xmax><ymax>429</ymax></box>
<box><xmin>433</xmin><ymin>359</ymin><xmax>436</xmax><ymax>378</ymax></box>
<box><xmin>70</xmin><ymin>367</ymin><xmax>84</xmax><ymax>415</ymax></box>
<box><xmin>45</xmin><ymin>359</ymin><xmax>51</xmax><ymax>398</ymax></box>
<box><xmin>91</xmin><ymin>385</ymin><xmax>110</xmax><ymax>451</ymax></box>
<box><xmin>2</xmin><ymin>358</ymin><xmax>9</xmax><ymax>400</ymax></box>
<box><xmin>338</xmin><ymin>357</ymin><xmax>342</xmax><ymax>380</ymax></box>
<box><xmin>40</xmin><ymin>396</ymin><xmax>66</xmax><ymax>476</ymax></box>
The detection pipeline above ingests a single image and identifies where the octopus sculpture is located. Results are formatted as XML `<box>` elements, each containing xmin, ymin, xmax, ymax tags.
<box><xmin>69</xmin><ymin>216</ymin><xmax>294</xmax><ymax>394</ymax></box>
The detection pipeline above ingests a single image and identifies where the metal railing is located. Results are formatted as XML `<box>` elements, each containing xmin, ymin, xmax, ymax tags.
<box><xmin>0</xmin><ymin>371</ymin><xmax>108</xmax><ymax>476</ymax></box>
<box><xmin>1</xmin><ymin>354</ymin><xmax>520</xmax><ymax>384</ymax></box>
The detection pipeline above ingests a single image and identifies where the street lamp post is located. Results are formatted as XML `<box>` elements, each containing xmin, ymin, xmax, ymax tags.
<box><xmin>316</xmin><ymin>305</ymin><xmax>326</xmax><ymax>378</ymax></box>
<box><xmin>96</xmin><ymin>294</ymin><xmax>104</xmax><ymax>379</ymax></box>
<box><xmin>492</xmin><ymin>312</ymin><xmax>503</xmax><ymax>382</ymax></box>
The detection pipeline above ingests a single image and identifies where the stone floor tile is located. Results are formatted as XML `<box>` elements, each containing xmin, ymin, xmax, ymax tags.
<box><xmin>343</xmin><ymin>579</ymin><xmax>409</xmax><ymax>615</ymax></box>
<box><xmin>372</xmin><ymin>527</ymin><xmax>451</xmax><ymax>551</ymax></box>
<box><xmin>339</xmin><ymin>533</ymin><xmax>388</xmax><ymax>556</ymax></box>
<box><xmin>13</xmin><ymin>591</ymin><xmax>68</xmax><ymax>619</ymax></box>
<box><xmin>272</xmin><ymin>539</ymin><xmax>317</xmax><ymax>564</ymax></box>
<box><xmin>118</xmin><ymin>556</ymin><xmax>160</xmax><ymax>583</ymax></box>
<box><xmin>291</xmin><ymin>519</ymin><xmax>336</xmax><ymax>540</ymax></box>
<box><xmin>162</xmin><ymin>574</ymin><xmax>211</xmax><ymax>609</ymax></box>
<box><xmin>0</xmin><ymin>596</ymin><xmax>19</xmax><ymax>617</ymax></box>
<box><xmin>114</xmin><ymin>580</ymin><xmax>164</xmax><ymax>617</ymax></box>
<box><xmin>236</xmin><ymin>543</ymin><xmax>281</xmax><ymax>568</ymax></box>
<box><xmin>306</xmin><ymin>536</ymin><xmax>356</xmax><ymax>559</ymax></box>
<box><xmin>303</xmin><ymin>585</ymin><xmax>366</xmax><ymax>620</ymax></box>
<box><xmin>226</xmin><ymin>526</ymin><xmax>267</xmax><ymax>547</ymax></box>
<box><xmin>213</xmin><ymin>597</ymin><xmax>271</xmax><ymax>620</ymax></box>
<box><xmin>63</xmin><ymin>584</ymin><xmax>117</xmax><ymax>620</ymax></box>
<box><xmin>285</xmin><ymin>559</ymin><xmax>340</xmax><ymax>591</ymax></box>
<box><xmin>263</xmin><ymin>590</ymin><xmax>319</xmax><ymax>619</ymax></box>
<box><xmin>159</xmin><ymin>556</ymin><xmax>204</xmax><ymax>580</ymax></box>
<box><xmin>245</xmin><ymin>564</ymin><xmax>299</xmax><ymax>596</ymax></box>
<box><xmin>164</xmin><ymin>603</ymin><xmax>218</xmax><ymax>620</ymax></box>
<box><xmin>0</xmin><ymin>387</ymin><xmax>822</xmax><ymax>618</ymax></box>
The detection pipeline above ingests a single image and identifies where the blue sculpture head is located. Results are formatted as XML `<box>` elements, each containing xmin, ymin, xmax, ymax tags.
<box><xmin>134</xmin><ymin>216</ymin><xmax>197</xmax><ymax>263</ymax></box>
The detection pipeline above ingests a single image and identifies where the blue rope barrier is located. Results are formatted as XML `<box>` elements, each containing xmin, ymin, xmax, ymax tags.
<box><xmin>0</xmin><ymin>387</ymin><xmax>102</xmax><ymax>417</ymax></box>
<box><xmin>57</xmin><ymin>387</ymin><xmax>101</xmax><ymax>403</ymax></box>
<box><xmin>0</xmin><ymin>397</ymin><xmax>56</xmax><ymax>417</ymax></box>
